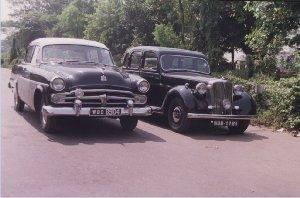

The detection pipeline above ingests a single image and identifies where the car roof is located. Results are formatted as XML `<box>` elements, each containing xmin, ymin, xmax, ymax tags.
<box><xmin>128</xmin><ymin>46</ymin><xmax>206</xmax><ymax>58</ymax></box>
<box><xmin>29</xmin><ymin>37</ymin><xmax>108</xmax><ymax>49</ymax></box>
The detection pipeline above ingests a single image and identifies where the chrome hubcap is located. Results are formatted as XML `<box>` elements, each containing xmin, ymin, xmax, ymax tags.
<box><xmin>172</xmin><ymin>106</ymin><xmax>182</xmax><ymax>123</ymax></box>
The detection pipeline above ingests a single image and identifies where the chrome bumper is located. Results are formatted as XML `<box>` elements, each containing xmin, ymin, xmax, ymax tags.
<box><xmin>42</xmin><ymin>106</ymin><xmax>152</xmax><ymax>117</ymax></box>
<box><xmin>187</xmin><ymin>113</ymin><xmax>253</xmax><ymax>120</ymax></box>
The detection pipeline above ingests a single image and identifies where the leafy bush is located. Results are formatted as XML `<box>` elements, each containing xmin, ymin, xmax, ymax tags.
<box><xmin>214</xmin><ymin>71</ymin><xmax>300</xmax><ymax>130</ymax></box>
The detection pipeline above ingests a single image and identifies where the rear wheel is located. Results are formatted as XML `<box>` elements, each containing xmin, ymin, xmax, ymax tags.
<box><xmin>120</xmin><ymin>117</ymin><xmax>138</xmax><ymax>132</ymax></box>
<box><xmin>38</xmin><ymin>97</ymin><xmax>56</xmax><ymax>133</ymax></box>
<box><xmin>14</xmin><ymin>88</ymin><xmax>24</xmax><ymax>112</ymax></box>
<box><xmin>167</xmin><ymin>97</ymin><xmax>191</xmax><ymax>133</ymax></box>
<box><xmin>228</xmin><ymin>120</ymin><xmax>250</xmax><ymax>134</ymax></box>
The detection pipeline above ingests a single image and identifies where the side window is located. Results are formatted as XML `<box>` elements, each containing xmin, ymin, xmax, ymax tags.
<box><xmin>123</xmin><ymin>53</ymin><xmax>130</xmax><ymax>67</ymax></box>
<box><xmin>25</xmin><ymin>46</ymin><xmax>35</xmax><ymax>63</ymax></box>
<box><xmin>143</xmin><ymin>51</ymin><xmax>158</xmax><ymax>71</ymax></box>
<box><xmin>129</xmin><ymin>51</ymin><xmax>142</xmax><ymax>69</ymax></box>
<box><xmin>32</xmin><ymin>46</ymin><xmax>41</xmax><ymax>64</ymax></box>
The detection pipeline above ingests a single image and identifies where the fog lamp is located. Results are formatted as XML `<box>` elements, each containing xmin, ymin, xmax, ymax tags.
<box><xmin>51</xmin><ymin>93</ymin><xmax>66</xmax><ymax>103</ymax></box>
<box><xmin>134</xmin><ymin>95</ymin><xmax>147</xmax><ymax>104</ymax></box>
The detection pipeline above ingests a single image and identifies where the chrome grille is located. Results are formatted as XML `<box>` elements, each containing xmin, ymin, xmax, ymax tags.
<box><xmin>53</xmin><ymin>89</ymin><xmax>135</xmax><ymax>107</ymax></box>
<box><xmin>210</xmin><ymin>81</ymin><xmax>233</xmax><ymax>114</ymax></box>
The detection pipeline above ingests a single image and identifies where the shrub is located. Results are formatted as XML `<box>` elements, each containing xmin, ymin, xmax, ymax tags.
<box><xmin>214</xmin><ymin>71</ymin><xmax>300</xmax><ymax>130</ymax></box>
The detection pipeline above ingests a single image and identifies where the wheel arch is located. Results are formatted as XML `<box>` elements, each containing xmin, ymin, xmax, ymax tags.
<box><xmin>161</xmin><ymin>86</ymin><xmax>196</xmax><ymax>114</ymax></box>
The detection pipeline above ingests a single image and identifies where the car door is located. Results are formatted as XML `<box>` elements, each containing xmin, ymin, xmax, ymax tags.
<box><xmin>124</xmin><ymin>51</ymin><xmax>142</xmax><ymax>76</ymax></box>
<box><xmin>17</xmin><ymin>45</ymin><xmax>36</xmax><ymax>105</ymax></box>
<box><xmin>140</xmin><ymin>51</ymin><xmax>164</xmax><ymax>106</ymax></box>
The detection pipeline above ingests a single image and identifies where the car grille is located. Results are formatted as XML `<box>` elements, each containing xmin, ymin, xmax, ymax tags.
<box><xmin>210</xmin><ymin>81</ymin><xmax>233</xmax><ymax>115</ymax></box>
<box><xmin>54</xmin><ymin>89</ymin><xmax>135</xmax><ymax>107</ymax></box>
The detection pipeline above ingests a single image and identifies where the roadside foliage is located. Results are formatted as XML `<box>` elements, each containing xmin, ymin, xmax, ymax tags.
<box><xmin>1</xmin><ymin>0</ymin><xmax>299</xmax><ymax>131</ymax></box>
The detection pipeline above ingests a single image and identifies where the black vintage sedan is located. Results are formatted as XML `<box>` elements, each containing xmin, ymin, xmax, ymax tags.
<box><xmin>9</xmin><ymin>38</ymin><xmax>152</xmax><ymax>132</ymax></box>
<box><xmin>123</xmin><ymin>46</ymin><xmax>256</xmax><ymax>134</ymax></box>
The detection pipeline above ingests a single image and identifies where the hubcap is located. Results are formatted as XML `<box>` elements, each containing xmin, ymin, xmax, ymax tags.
<box><xmin>172</xmin><ymin>106</ymin><xmax>182</xmax><ymax>123</ymax></box>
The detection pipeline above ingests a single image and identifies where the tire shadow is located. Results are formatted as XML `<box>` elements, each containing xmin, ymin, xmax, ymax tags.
<box><xmin>142</xmin><ymin>115</ymin><xmax>269</xmax><ymax>142</ymax></box>
<box><xmin>18</xmin><ymin>106</ymin><xmax>166</xmax><ymax>146</ymax></box>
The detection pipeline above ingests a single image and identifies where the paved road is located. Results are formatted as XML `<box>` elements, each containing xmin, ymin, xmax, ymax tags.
<box><xmin>1</xmin><ymin>68</ymin><xmax>300</xmax><ymax>197</ymax></box>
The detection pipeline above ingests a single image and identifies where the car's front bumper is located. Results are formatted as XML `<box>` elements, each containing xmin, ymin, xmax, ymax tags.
<box><xmin>187</xmin><ymin>113</ymin><xmax>253</xmax><ymax>120</ymax></box>
<box><xmin>42</xmin><ymin>106</ymin><xmax>152</xmax><ymax>117</ymax></box>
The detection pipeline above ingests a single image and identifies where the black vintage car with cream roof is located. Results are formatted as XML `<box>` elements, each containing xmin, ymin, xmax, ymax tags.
<box><xmin>9</xmin><ymin>38</ymin><xmax>152</xmax><ymax>132</ymax></box>
<box><xmin>123</xmin><ymin>46</ymin><xmax>256</xmax><ymax>134</ymax></box>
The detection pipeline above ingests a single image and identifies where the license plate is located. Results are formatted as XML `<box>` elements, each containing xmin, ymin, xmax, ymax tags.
<box><xmin>90</xmin><ymin>108</ymin><xmax>122</xmax><ymax>116</ymax></box>
<box><xmin>211</xmin><ymin>120</ymin><xmax>238</xmax><ymax>127</ymax></box>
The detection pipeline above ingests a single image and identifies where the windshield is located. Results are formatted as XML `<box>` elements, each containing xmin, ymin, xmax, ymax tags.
<box><xmin>42</xmin><ymin>44</ymin><xmax>114</xmax><ymax>66</ymax></box>
<box><xmin>161</xmin><ymin>54</ymin><xmax>210</xmax><ymax>74</ymax></box>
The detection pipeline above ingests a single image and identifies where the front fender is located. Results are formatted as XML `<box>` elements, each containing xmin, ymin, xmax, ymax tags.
<box><xmin>161</xmin><ymin>85</ymin><xmax>196</xmax><ymax>112</ymax></box>
<box><xmin>233</xmin><ymin>92</ymin><xmax>256</xmax><ymax>115</ymax></box>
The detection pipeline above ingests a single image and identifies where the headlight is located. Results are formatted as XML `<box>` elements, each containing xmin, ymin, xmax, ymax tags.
<box><xmin>233</xmin><ymin>85</ymin><xmax>244</xmax><ymax>95</ymax></box>
<box><xmin>137</xmin><ymin>80</ymin><xmax>150</xmax><ymax>93</ymax></box>
<box><xmin>195</xmin><ymin>83</ymin><xmax>207</xmax><ymax>94</ymax></box>
<box><xmin>50</xmin><ymin>77</ymin><xmax>65</xmax><ymax>91</ymax></box>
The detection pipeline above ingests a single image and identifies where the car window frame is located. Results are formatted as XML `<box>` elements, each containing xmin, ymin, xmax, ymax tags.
<box><xmin>160</xmin><ymin>54</ymin><xmax>211</xmax><ymax>74</ymax></box>
<box><xmin>25</xmin><ymin>45</ymin><xmax>36</xmax><ymax>63</ymax></box>
<box><xmin>40</xmin><ymin>44</ymin><xmax>115</xmax><ymax>65</ymax></box>
<box><xmin>129</xmin><ymin>51</ymin><xmax>142</xmax><ymax>70</ymax></box>
<box><xmin>142</xmin><ymin>51</ymin><xmax>158</xmax><ymax>72</ymax></box>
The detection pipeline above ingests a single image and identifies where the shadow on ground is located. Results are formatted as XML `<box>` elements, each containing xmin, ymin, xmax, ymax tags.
<box><xmin>18</xmin><ymin>106</ymin><xmax>166</xmax><ymax>146</ymax></box>
<box><xmin>142</xmin><ymin>115</ymin><xmax>269</xmax><ymax>143</ymax></box>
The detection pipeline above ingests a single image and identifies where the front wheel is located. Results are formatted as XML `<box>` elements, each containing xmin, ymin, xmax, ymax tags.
<box><xmin>167</xmin><ymin>97</ymin><xmax>191</xmax><ymax>133</ymax></box>
<box><xmin>228</xmin><ymin>120</ymin><xmax>250</xmax><ymax>134</ymax></box>
<box><xmin>120</xmin><ymin>117</ymin><xmax>138</xmax><ymax>132</ymax></box>
<box><xmin>38</xmin><ymin>97</ymin><xmax>56</xmax><ymax>133</ymax></box>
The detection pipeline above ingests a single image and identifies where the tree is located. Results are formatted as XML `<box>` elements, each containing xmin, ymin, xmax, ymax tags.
<box><xmin>244</xmin><ymin>1</ymin><xmax>300</xmax><ymax>73</ymax></box>
<box><xmin>9</xmin><ymin>37</ymin><xmax>19</xmax><ymax>62</ymax></box>
<box><xmin>56</xmin><ymin>0</ymin><xmax>94</xmax><ymax>38</ymax></box>
<box><xmin>153</xmin><ymin>24</ymin><xmax>181</xmax><ymax>48</ymax></box>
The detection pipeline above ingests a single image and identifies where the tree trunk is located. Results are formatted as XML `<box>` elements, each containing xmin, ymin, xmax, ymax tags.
<box><xmin>231</xmin><ymin>46</ymin><xmax>235</xmax><ymax>69</ymax></box>
<box><xmin>178</xmin><ymin>0</ymin><xmax>185</xmax><ymax>45</ymax></box>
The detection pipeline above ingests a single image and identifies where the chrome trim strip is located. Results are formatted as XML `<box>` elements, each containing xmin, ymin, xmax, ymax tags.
<box><xmin>42</xmin><ymin>106</ymin><xmax>152</xmax><ymax>117</ymax></box>
<box><xmin>187</xmin><ymin>113</ymin><xmax>253</xmax><ymax>120</ymax></box>
<box><xmin>69</xmin><ymin>89</ymin><xmax>134</xmax><ymax>95</ymax></box>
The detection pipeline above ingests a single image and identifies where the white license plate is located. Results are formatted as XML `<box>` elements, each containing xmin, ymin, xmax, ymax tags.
<box><xmin>90</xmin><ymin>108</ymin><xmax>122</xmax><ymax>116</ymax></box>
<box><xmin>211</xmin><ymin>120</ymin><xmax>238</xmax><ymax>127</ymax></box>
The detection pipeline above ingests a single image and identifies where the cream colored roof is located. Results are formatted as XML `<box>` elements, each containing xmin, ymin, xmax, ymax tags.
<box><xmin>29</xmin><ymin>37</ymin><xmax>108</xmax><ymax>49</ymax></box>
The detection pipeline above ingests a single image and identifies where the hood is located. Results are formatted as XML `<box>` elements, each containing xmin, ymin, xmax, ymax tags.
<box><xmin>41</xmin><ymin>63</ymin><xmax>132</xmax><ymax>90</ymax></box>
<box><xmin>163</xmin><ymin>72</ymin><xmax>228</xmax><ymax>85</ymax></box>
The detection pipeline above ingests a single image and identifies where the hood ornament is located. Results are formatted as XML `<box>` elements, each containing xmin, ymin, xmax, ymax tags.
<box><xmin>101</xmin><ymin>74</ymin><xmax>107</xmax><ymax>81</ymax></box>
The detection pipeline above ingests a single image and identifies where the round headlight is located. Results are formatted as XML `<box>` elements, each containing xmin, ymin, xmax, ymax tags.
<box><xmin>50</xmin><ymin>77</ymin><xmax>65</xmax><ymax>91</ymax></box>
<box><xmin>223</xmin><ymin>99</ymin><xmax>231</xmax><ymax>110</ymax></box>
<box><xmin>137</xmin><ymin>80</ymin><xmax>150</xmax><ymax>93</ymax></box>
<box><xmin>233</xmin><ymin>85</ymin><xmax>244</xmax><ymax>96</ymax></box>
<box><xmin>195</xmin><ymin>83</ymin><xmax>207</xmax><ymax>94</ymax></box>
